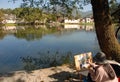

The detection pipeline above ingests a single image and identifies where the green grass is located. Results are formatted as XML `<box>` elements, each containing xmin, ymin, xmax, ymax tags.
<box><xmin>4</xmin><ymin>23</ymin><xmax>18</xmax><ymax>26</ymax></box>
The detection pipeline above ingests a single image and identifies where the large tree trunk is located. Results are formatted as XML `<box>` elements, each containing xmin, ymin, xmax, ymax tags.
<box><xmin>91</xmin><ymin>0</ymin><xmax>120</xmax><ymax>62</ymax></box>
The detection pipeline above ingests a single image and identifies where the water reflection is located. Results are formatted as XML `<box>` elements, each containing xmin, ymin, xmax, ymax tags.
<box><xmin>0</xmin><ymin>25</ymin><xmax>57</xmax><ymax>41</ymax></box>
<box><xmin>85</xmin><ymin>25</ymin><xmax>94</xmax><ymax>31</ymax></box>
<box><xmin>64</xmin><ymin>24</ymin><xmax>94</xmax><ymax>31</ymax></box>
<box><xmin>0</xmin><ymin>25</ymin><xmax>99</xmax><ymax>73</ymax></box>
<box><xmin>1</xmin><ymin>25</ymin><xmax>48</xmax><ymax>32</ymax></box>
<box><xmin>2</xmin><ymin>26</ymin><xmax>17</xmax><ymax>31</ymax></box>
<box><xmin>64</xmin><ymin>24</ymin><xmax>80</xmax><ymax>29</ymax></box>
<box><xmin>1</xmin><ymin>25</ymin><xmax>95</xmax><ymax>32</ymax></box>
<box><xmin>21</xmin><ymin>51</ymin><xmax>73</xmax><ymax>71</ymax></box>
<box><xmin>0</xmin><ymin>25</ymin><xmax>95</xmax><ymax>41</ymax></box>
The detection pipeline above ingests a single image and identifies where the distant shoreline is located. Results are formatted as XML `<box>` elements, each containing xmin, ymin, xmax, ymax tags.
<box><xmin>3</xmin><ymin>22</ymin><xmax>94</xmax><ymax>26</ymax></box>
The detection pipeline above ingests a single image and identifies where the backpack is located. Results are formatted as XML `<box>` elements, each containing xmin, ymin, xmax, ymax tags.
<box><xmin>103</xmin><ymin>64</ymin><xmax>116</xmax><ymax>80</ymax></box>
<box><xmin>110</xmin><ymin>64</ymin><xmax>120</xmax><ymax>77</ymax></box>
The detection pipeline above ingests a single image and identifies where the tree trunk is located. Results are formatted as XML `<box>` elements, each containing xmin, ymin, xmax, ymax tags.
<box><xmin>91</xmin><ymin>0</ymin><xmax>120</xmax><ymax>62</ymax></box>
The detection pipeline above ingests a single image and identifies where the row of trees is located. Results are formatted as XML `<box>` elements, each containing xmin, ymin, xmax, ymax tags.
<box><xmin>0</xmin><ymin>8</ymin><xmax>58</xmax><ymax>24</ymax></box>
<box><xmin>0</xmin><ymin>10</ymin><xmax>4</xmax><ymax>23</ymax></box>
<box><xmin>0</xmin><ymin>6</ymin><xmax>82</xmax><ymax>24</ymax></box>
<box><xmin>0</xmin><ymin>8</ymin><xmax>12</xmax><ymax>23</ymax></box>
<box><xmin>13</xmin><ymin>7</ymin><xmax>60</xmax><ymax>24</ymax></box>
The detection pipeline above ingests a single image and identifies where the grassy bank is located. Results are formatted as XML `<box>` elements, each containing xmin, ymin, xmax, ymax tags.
<box><xmin>4</xmin><ymin>23</ymin><xmax>18</xmax><ymax>26</ymax></box>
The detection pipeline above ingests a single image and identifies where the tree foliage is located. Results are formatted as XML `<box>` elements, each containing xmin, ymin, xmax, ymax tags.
<box><xmin>12</xmin><ymin>0</ymin><xmax>90</xmax><ymax>18</ymax></box>
<box><xmin>12</xmin><ymin>7</ymin><xmax>61</xmax><ymax>23</ymax></box>
<box><xmin>0</xmin><ymin>10</ymin><xmax>4</xmax><ymax>23</ymax></box>
<box><xmin>12</xmin><ymin>0</ymin><xmax>120</xmax><ymax>20</ymax></box>
<box><xmin>0</xmin><ymin>8</ymin><xmax>13</xmax><ymax>14</ymax></box>
<box><xmin>110</xmin><ymin>1</ymin><xmax>120</xmax><ymax>23</ymax></box>
<box><xmin>13</xmin><ymin>7</ymin><xmax>43</xmax><ymax>23</ymax></box>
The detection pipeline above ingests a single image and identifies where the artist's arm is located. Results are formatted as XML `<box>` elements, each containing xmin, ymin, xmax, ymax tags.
<box><xmin>88</xmin><ymin>63</ymin><xmax>101</xmax><ymax>81</ymax></box>
<box><xmin>89</xmin><ymin>67</ymin><xmax>101</xmax><ymax>81</ymax></box>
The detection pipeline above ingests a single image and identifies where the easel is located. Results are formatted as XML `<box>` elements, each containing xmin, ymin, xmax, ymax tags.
<box><xmin>74</xmin><ymin>52</ymin><xmax>93</xmax><ymax>81</ymax></box>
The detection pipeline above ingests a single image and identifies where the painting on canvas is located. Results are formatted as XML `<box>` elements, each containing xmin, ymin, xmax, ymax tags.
<box><xmin>74</xmin><ymin>52</ymin><xmax>93</xmax><ymax>71</ymax></box>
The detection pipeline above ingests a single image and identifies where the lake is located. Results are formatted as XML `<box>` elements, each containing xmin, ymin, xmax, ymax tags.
<box><xmin>0</xmin><ymin>24</ymin><xmax>100</xmax><ymax>73</ymax></box>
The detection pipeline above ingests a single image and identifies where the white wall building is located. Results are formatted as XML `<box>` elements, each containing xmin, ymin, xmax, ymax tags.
<box><xmin>85</xmin><ymin>17</ymin><xmax>94</xmax><ymax>23</ymax></box>
<box><xmin>64</xmin><ymin>17</ymin><xmax>94</xmax><ymax>24</ymax></box>
<box><xmin>2</xmin><ymin>14</ymin><xmax>16</xmax><ymax>24</ymax></box>
<box><xmin>64</xmin><ymin>19</ymin><xmax>80</xmax><ymax>24</ymax></box>
<box><xmin>2</xmin><ymin>19</ymin><xmax>16</xmax><ymax>24</ymax></box>
<box><xmin>80</xmin><ymin>19</ymin><xmax>86</xmax><ymax>23</ymax></box>
<box><xmin>80</xmin><ymin>17</ymin><xmax>94</xmax><ymax>23</ymax></box>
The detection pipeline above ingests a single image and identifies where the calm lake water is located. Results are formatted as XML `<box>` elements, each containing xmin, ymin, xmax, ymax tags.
<box><xmin>0</xmin><ymin>25</ymin><xmax>100</xmax><ymax>73</ymax></box>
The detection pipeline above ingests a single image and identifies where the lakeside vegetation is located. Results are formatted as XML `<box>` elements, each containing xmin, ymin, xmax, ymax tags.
<box><xmin>0</xmin><ymin>7</ymin><xmax>81</xmax><ymax>25</ymax></box>
<box><xmin>21</xmin><ymin>51</ymin><xmax>74</xmax><ymax>72</ymax></box>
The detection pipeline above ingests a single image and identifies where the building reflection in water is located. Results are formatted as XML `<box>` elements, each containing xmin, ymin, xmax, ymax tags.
<box><xmin>64</xmin><ymin>24</ymin><xmax>94</xmax><ymax>31</ymax></box>
<box><xmin>1</xmin><ymin>25</ymin><xmax>48</xmax><ymax>32</ymax></box>
<box><xmin>1</xmin><ymin>26</ymin><xmax>25</xmax><ymax>33</ymax></box>
<box><xmin>1</xmin><ymin>24</ymin><xmax>94</xmax><ymax>32</ymax></box>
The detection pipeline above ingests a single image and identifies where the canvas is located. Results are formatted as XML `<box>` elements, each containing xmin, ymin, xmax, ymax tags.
<box><xmin>74</xmin><ymin>52</ymin><xmax>93</xmax><ymax>71</ymax></box>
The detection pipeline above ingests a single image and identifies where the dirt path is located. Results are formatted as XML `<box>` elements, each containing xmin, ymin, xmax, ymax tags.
<box><xmin>0</xmin><ymin>65</ymin><xmax>83</xmax><ymax>82</ymax></box>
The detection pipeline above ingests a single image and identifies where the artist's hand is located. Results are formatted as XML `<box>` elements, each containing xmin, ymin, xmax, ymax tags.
<box><xmin>88</xmin><ymin>62</ymin><xmax>96</xmax><ymax>68</ymax></box>
<box><xmin>88</xmin><ymin>62</ymin><xmax>97</xmax><ymax>72</ymax></box>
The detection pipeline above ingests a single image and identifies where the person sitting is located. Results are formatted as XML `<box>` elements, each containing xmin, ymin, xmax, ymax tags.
<box><xmin>88</xmin><ymin>51</ymin><xmax>118</xmax><ymax>82</ymax></box>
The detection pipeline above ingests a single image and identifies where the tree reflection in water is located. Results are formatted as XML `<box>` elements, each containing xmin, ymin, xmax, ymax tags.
<box><xmin>0</xmin><ymin>29</ymin><xmax>7</xmax><ymax>40</ymax></box>
<box><xmin>20</xmin><ymin>51</ymin><xmax>73</xmax><ymax>72</ymax></box>
<box><xmin>14</xmin><ymin>25</ymin><xmax>58</xmax><ymax>41</ymax></box>
<box><xmin>0</xmin><ymin>25</ymin><xmax>58</xmax><ymax>41</ymax></box>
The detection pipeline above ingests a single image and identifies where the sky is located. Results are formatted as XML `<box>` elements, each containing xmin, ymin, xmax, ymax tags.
<box><xmin>0</xmin><ymin>0</ymin><xmax>92</xmax><ymax>12</ymax></box>
<box><xmin>0</xmin><ymin>0</ymin><xmax>22</xmax><ymax>9</ymax></box>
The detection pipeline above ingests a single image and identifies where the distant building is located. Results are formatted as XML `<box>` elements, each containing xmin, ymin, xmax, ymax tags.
<box><xmin>80</xmin><ymin>16</ymin><xmax>94</xmax><ymax>23</ymax></box>
<box><xmin>64</xmin><ymin>19</ymin><xmax>80</xmax><ymax>24</ymax></box>
<box><xmin>64</xmin><ymin>17</ymin><xmax>94</xmax><ymax>24</ymax></box>
<box><xmin>85</xmin><ymin>17</ymin><xmax>94</xmax><ymax>23</ymax></box>
<box><xmin>80</xmin><ymin>18</ymin><xmax>85</xmax><ymax>23</ymax></box>
<box><xmin>2</xmin><ymin>14</ymin><xmax>17</xmax><ymax>24</ymax></box>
